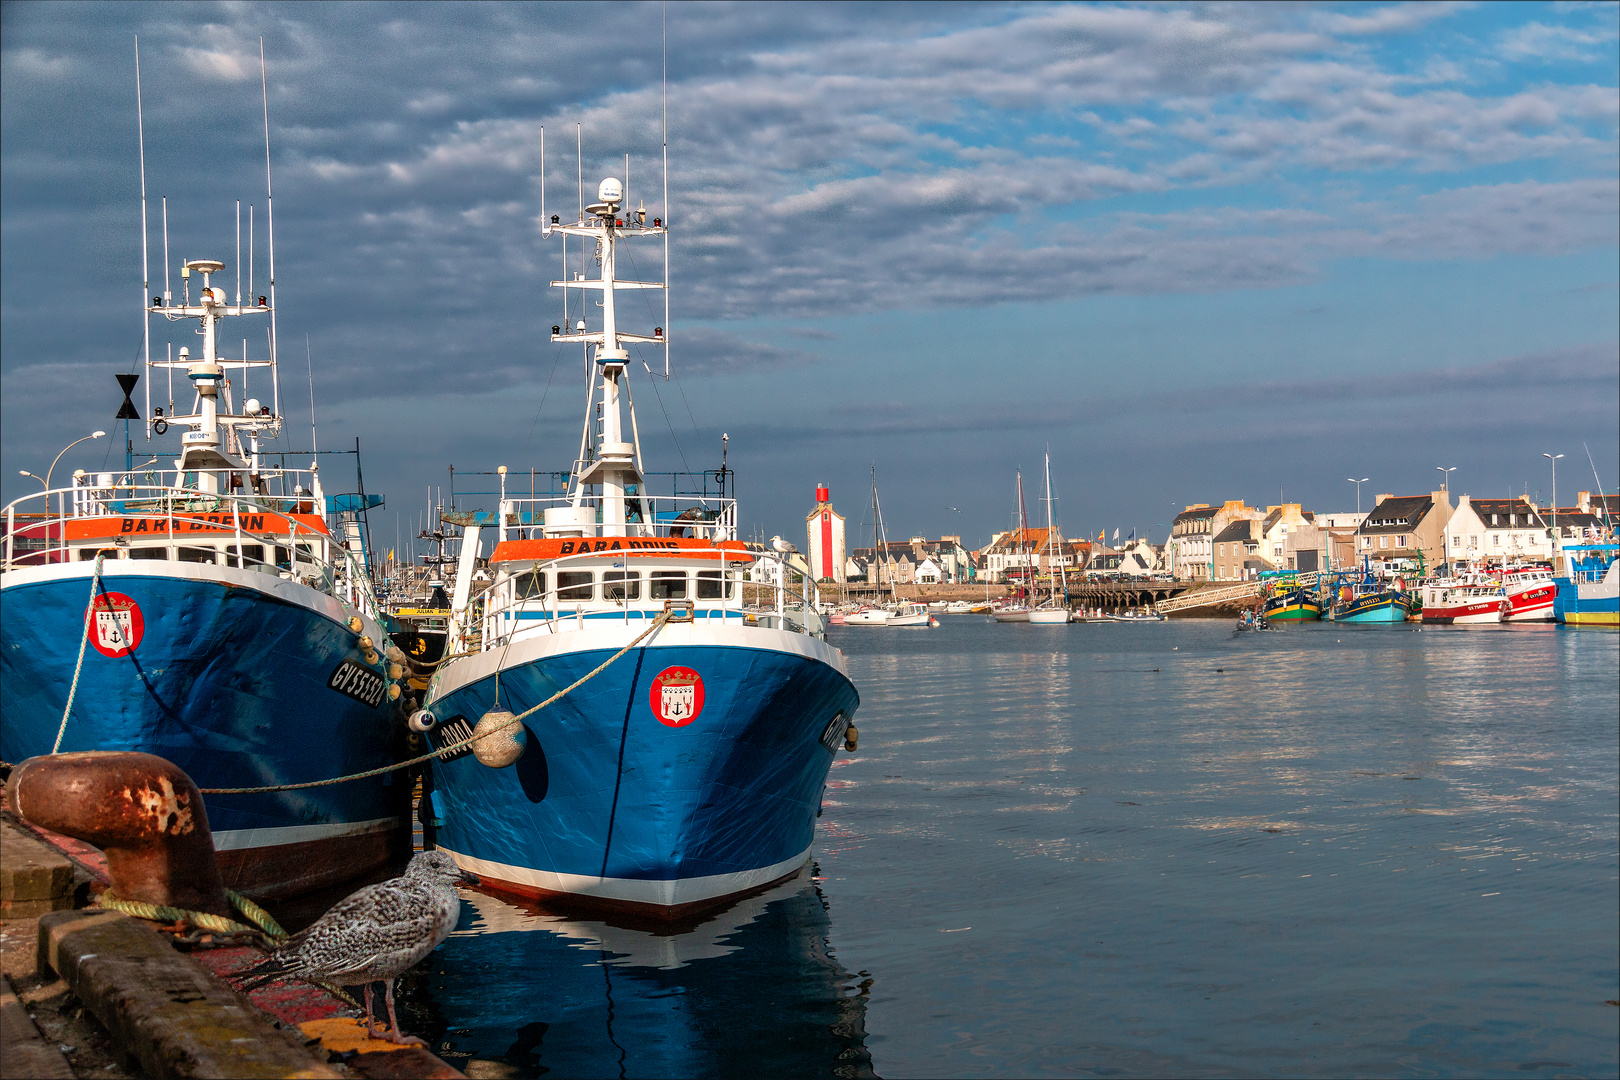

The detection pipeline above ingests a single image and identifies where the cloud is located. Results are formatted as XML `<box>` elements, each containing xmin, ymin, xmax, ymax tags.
<box><xmin>1315</xmin><ymin>3</ymin><xmax>1475</xmax><ymax>37</ymax></box>
<box><xmin>1498</xmin><ymin>21</ymin><xmax>1619</xmax><ymax>64</ymax></box>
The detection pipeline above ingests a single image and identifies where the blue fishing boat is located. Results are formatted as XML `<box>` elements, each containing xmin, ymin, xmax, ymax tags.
<box><xmin>1327</xmin><ymin>567</ymin><xmax>1417</xmax><ymax>623</ymax></box>
<box><xmin>419</xmin><ymin>159</ymin><xmax>860</xmax><ymax>918</ymax></box>
<box><xmin>1554</xmin><ymin>543</ymin><xmax>1619</xmax><ymax>626</ymax></box>
<box><xmin>0</xmin><ymin>69</ymin><xmax>409</xmax><ymax>898</ymax></box>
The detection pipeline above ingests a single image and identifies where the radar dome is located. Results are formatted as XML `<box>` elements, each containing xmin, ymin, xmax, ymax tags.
<box><xmin>598</xmin><ymin>177</ymin><xmax>623</xmax><ymax>205</ymax></box>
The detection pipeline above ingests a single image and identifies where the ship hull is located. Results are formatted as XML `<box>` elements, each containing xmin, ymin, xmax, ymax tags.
<box><xmin>1502</xmin><ymin>581</ymin><xmax>1557</xmax><ymax>622</ymax></box>
<box><xmin>0</xmin><ymin>562</ymin><xmax>409</xmax><ymax>898</ymax></box>
<box><xmin>1420</xmin><ymin>601</ymin><xmax>1505</xmax><ymax>624</ymax></box>
<box><xmin>423</xmin><ymin>623</ymin><xmax>858</xmax><ymax>917</ymax></box>
<box><xmin>1554</xmin><ymin>573</ymin><xmax>1619</xmax><ymax>626</ymax></box>
<box><xmin>1331</xmin><ymin>592</ymin><xmax>1415</xmax><ymax>623</ymax></box>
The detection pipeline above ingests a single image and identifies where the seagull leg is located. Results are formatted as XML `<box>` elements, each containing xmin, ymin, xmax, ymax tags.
<box><xmin>380</xmin><ymin>979</ymin><xmax>427</xmax><ymax>1047</ymax></box>
<box><xmin>362</xmin><ymin>983</ymin><xmax>384</xmax><ymax>1040</ymax></box>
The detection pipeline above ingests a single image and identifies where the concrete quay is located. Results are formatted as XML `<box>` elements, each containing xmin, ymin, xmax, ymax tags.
<box><xmin>1</xmin><ymin>816</ymin><xmax>467</xmax><ymax>1079</ymax></box>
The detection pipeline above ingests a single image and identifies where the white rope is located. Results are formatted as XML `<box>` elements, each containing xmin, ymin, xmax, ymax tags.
<box><xmin>54</xmin><ymin>552</ymin><xmax>106</xmax><ymax>754</ymax></box>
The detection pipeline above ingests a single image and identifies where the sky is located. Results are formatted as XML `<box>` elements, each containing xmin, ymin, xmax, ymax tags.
<box><xmin>2</xmin><ymin>1</ymin><xmax>1616</xmax><ymax>554</ymax></box>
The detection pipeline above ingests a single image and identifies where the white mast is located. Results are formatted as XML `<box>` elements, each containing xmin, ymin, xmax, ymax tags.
<box><xmin>543</xmin><ymin>157</ymin><xmax>667</xmax><ymax>537</ymax></box>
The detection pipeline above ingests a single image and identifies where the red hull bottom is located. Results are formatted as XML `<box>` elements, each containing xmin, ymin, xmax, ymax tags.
<box><xmin>217</xmin><ymin>826</ymin><xmax>407</xmax><ymax>900</ymax></box>
<box><xmin>465</xmin><ymin>863</ymin><xmax>808</xmax><ymax>925</ymax></box>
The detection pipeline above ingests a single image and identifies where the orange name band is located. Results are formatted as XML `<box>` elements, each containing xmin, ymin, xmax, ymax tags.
<box><xmin>61</xmin><ymin>513</ymin><xmax>330</xmax><ymax>542</ymax></box>
<box><xmin>490</xmin><ymin>536</ymin><xmax>755</xmax><ymax>564</ymax></box>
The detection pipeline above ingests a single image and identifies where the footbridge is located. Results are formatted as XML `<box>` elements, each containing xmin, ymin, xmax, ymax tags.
<box><xmin>1153</xmin><ymin>572</ymin><xmax>1321</xmax><ymax>614</ymax></box>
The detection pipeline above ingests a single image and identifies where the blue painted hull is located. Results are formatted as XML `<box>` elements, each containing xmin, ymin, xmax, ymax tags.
<box><xmin>424</xmin><ymin>637</ymin><xmax>858</xmax><ymax>914</ymax></box>
<box><xmin>0</xmin><ymin>565</ymin><xmax>408</xmax><ymax>897</ymax></box>
<box><xmin>1332</xmin><ymin>592</ymin><xmax>1415</xmax><ymax>623</ymax></box>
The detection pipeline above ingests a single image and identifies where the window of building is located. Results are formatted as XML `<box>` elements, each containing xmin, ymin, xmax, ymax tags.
<box><xmin>1379</xmin><ymin>536</ymin><xmax>1388</xmax><ymax>549</ymax></box>
<box><xmin>1397</xmin><ymin>536</ymin><xmax>1407</xmax><ymax>548</ymax></box>
<box><xmin>1492</xmin><ymin>534</ymin><xmax>1501</xmax><ymax>547</ymax></box>
<box><xmin>1469</xmin><ymin>535</ymin><xmax>1478</xmax><ymax>549</ymax></box>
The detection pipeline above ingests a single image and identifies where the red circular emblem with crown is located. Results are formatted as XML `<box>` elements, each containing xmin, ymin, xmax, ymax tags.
<box><xmin>88</xmin><ymin>592</ymin><xmax>144</xmax><ymax>658</ymax></box>
<box><xmin>649</xmin><ymin>666</ymin><xmax>704</xmax><ymax>727</ymax></box>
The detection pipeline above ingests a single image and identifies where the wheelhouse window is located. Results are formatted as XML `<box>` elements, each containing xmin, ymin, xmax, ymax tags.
<box><xmin>649</xmin><ymin>570</ymin><xmax>688</xmax><ymax>600</ymax></box>
<box><xmin>177</xmin><ymin>546</ymin><xmax>218</xmax><ymax>564</ymax></box>
<box><xmin>235</xmin><ymin>544</ymin><xmax>265</xmax><ymax>568</ymax></box>
<box><xmin>129</xmin><ymin>546</ymin><xmax>167</xmax><ymax>560</ymax></box>
<box><xmin>514</xmin><ymin>569</ymin><xmax>547</xmax><ymax>599</ymax></box>
<box><xmin>603</xmin><ymin>570</ymin><xmax>640</xmax><ymax>601</ymax></box>
<box><xmin>696</xmin><ymin>570</ymin><xmax>725</xmax><ymax>599</ymax></box>
<box><xmin>557</xmin><ymin>571</ymin><xmax>594</xmax><ymax>601</ymax></box>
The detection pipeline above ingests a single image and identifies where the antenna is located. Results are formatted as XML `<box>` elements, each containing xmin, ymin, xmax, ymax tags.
<box><xmin>539</xmin><ymin>125</ymin><xmax>545</xmax><ymax>232</ymax></box>
<box><xmin>262</xmin><ymin>39</ymin><xmax>282</xmax><ymax>422</ymax></box>
<box><xmin>576</xmin><ymin>123</ymin><xmax>583</xmax><ymax>221</ymax></box>
<box><xmin>306</xmin><ymin>335</ymin><xmax>318</xmax><ymax>454</ymax></box>
<box><xmin>161</xmin><ymin>196</ymin><xmax>170</xmax><ymax>303</ymax></box>
<box><xmin>136</xmin><ymin>36</ymin><xmax>152</xmax><ymax>441</ymax></box>
<box><xmin>235</xmin><ymin>201</ymin><xmax>242</xmax><ymax>305</ymax></box>
<box><xmin>662</xmin><ymin>2</ymin><xmax>671</xmax><ymax>378</ymax></box>
<box><xmin>249</xmin><ymin>205</ymin><xmax>254</xmax><ymax>298</ymax></box>
<box><xmin>1584</xmin><ymin>442</ymin><xmax>1610</xmax><ymax>528</ymax></box>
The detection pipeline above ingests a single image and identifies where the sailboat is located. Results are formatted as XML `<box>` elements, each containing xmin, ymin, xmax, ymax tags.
<box><xmin>1029</xmin><ymin>453</ymin><xmax>1072</xmax><ymax>624</ymax></box>
<box><xmin>846</xmin><ymin>466</ymin><xmax>932</xmax><ymax>626</ymax></box>
<box><xmin>991</xmin><ymin>470</ymin><xmax>1033</xmax><ymax>622</ymax></box>
<box><xmin>417</xmin><ymin>138</ymin><xmax>862</xmax><ymax>917</ymax></box>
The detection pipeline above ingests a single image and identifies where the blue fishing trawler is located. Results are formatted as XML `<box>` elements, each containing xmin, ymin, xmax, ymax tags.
<box><xmin>419</xmin><ymin>162</ymin><xmax>860</xmax><ymax>918</ymax></box>
<box><xmin>1327</xmin><ymin>566</ymin><xmax>1417</xmax><ymax>623</ymax></box>
<box><xmin>1554</xmin><ymin>543</ymin><xmax>1619</xmax><ymax>626</ymax></box>
<box><xmin>0</xmin><ymin>71</ymin><xmax>409</xmax><ymax>898</ymax></box>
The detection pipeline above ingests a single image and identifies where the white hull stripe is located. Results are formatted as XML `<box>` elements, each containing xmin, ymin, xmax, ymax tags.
<box><xmin>430</xmin><ymin>621</ymin><xmax>849</xmax><ymax>701</ymax></box>
<box><xmin>440</xmin><ymin>844</ymin><xmax>813</xmax><ymax>909</ymax></box>
<box><xmin>1</xmin><ymin>560</ymin><xmax>384</xmax><ymax>642</ymax></box>
<box><xmin>210</xmin><ymin>816</ymin><xmax>401</xmax><ymax>852</ymax></box>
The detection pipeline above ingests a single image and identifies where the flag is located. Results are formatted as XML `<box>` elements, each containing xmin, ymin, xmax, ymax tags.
<box><xmin>1113</xmin><ymin>528</ymin><xmax>1119</xmax><ymax>541</ymax></box>
<box><xmin>1128</xmin><ymin>529</ymin><xmax>1135</xmax><ymax>541</ymax></box>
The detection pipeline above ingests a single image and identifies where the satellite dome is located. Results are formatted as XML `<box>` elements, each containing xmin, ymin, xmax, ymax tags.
<box><xmin>598</xmin><ymin>177</ymin><xmax>622</xmax><ymax>206</ymax></box>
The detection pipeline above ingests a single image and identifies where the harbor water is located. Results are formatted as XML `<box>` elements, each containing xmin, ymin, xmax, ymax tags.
<box><xmin>400</xmin><ymin>619</ymin><xmax>1619</xmax><ymax>1078</ymax></box>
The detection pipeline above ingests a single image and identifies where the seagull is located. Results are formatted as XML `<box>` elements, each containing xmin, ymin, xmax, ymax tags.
<box><xmin>769</xmin><ymin>535</ymin><xmax>797</xmax><ymax>554</ymax></box>
<box><xmin>239</xmin><ymin>850</ymin><xmax>476</xmax><ymax>1045</ymax></box>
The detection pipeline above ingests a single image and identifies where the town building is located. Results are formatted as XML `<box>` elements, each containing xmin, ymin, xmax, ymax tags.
<box><xmin>1355</xmin><ymin>491</ymin><xmax>1452</xmax><ymax>573</ymax></box>
<box><xmin>1443</xmin><ymin>495</ymin><xmax>1550</xmax><ymax>568</ymax></box>
<box><xmin>804</xmin><ymin>484</ymin><xmax>847</xmax><ymax>583</ymax></box>
<box><xmin>1171</xmin><ymin>500</ymin><xmax>1261</xmax><ymax>580</ymax></box>
<box><xmin>980</xmin><ymin>528</ymin><xmax>1068</xmax><ymax>583</ymax></box>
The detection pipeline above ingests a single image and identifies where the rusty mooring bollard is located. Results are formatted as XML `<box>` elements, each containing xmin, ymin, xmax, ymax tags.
<box><xmin>4</xmin><ymin>751</ymin><xmax>232</xmax><ymax>918</ymax></box>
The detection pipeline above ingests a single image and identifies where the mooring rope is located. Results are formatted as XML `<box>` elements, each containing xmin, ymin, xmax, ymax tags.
<box><xmin>53</xmin><ymin>553</ymin><xmax>107</xmax><ymax>755</ymax></box>
<box><xmin>94</xmin><ymin>887</ymin><xmax>288</xmax><ymax>940</ymax></box>
<box><xmin>197</xmin><ymin>608</ymin><xmax>675</xmax><ymax>795</ymax></box>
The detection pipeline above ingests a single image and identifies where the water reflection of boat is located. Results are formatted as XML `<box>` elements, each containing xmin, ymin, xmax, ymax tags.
<box><xmin>406</xmin><ymin>870</ymin><xmax>875</xmax><ymax>1078</ymax></box>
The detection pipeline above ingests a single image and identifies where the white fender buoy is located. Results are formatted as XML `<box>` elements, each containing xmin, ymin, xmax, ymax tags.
<box><xmin>408</xmin><ymin>709</ymin><xmax>438</xmax><ymax>733</ymax></box>
<box><xmin>472</xmin><ymin>709</ymin><xmax>526</xmax><ymax>768</ymax></box>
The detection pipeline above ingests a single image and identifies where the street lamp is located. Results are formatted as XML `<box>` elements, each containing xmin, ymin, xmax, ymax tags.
<box><xmin>43</xmin><ymin>431</ymin><xmax>105</xmax><ymax>561</ymax></box>
<box><xmin>1543</xmin><ymin>453</ymin><xmax>1564</xmax><ymax>561</ymax></box>
<box><xmin>1347</xmin><ymin>477</ymin><xmax>1370</xmax><ymax>514</ymax></box>
<box><xmin>1435</xmin><ymin>466</ymin><xmax>1456</xmax><ymax>496</ymax></box>
<box><xmin>18</xmin><ymin>470</ymin><xmax>48</xmax><ymax>490</ymax></box>
<box><xmin>45</xmin><ymin>431</ymin><xmax>107</xmax><ymax>491</ymax></box>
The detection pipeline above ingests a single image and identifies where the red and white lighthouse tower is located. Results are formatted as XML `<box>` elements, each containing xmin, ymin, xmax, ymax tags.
<box><xmin>805</xmin><ymin>483</ymin><xmax>847</xmax><ymax>584</ymax></box>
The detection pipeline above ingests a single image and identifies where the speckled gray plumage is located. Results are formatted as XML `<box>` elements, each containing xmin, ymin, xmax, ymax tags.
<box><xmin>242</xmin><ymin>849</ymin><xmax>468</xmax><ymax>988</ymax></box>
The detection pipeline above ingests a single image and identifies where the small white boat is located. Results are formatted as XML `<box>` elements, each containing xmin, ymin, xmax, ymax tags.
<box><xmin>1106</xmin><ymin>609</ymin><xmax>1164</xmax><ymax>623</ymax></box>
<box><xmin>843</xmin><ymin>605</ymin><xmax>890</xmax><ymax>625</ymax></box>
<box><xmin>886</xmin><ymin>602</ymin><xmax>934</xmax><ymax>626</ymax></box>
<box><xmin>944</xmin><ymin>600</ymin><xmax>977</xmax><ymax>614</ymax></box>
<box><xmin>1028</xmin><ymin>607</ymin><xmax>1072</xmax><ymax>624</ymax></box>
<box><xmin>990</xmin><ymin>604</ymin><xmax>1030</xmax><ymax>623</ymax></box>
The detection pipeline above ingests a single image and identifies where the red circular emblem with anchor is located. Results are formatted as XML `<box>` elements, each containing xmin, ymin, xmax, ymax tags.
<box><xmin>88</xmin><ymin>592</ymin><xmax>144</xmax><ymax>658</ymax></box>
<box><xmin>649</xmin><ymin>666</ymin><xmax>704</xmax><ymax>727</ymax></box>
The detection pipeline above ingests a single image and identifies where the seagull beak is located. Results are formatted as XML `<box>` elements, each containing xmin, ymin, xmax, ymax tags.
<box><xmin>458</xmin><ymin>870</ymin><xmax>480</xmax><ymax>886</ymax></box>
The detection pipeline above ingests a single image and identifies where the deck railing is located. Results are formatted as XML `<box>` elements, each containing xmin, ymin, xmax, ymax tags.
<box><xmin>1</xmin><ymin>483</ymin><xmax>378</xmax><ymax>619</ymax></box>
<box><xmin>472</xmin><ymin>546</ymin><xmax>822</xmax><ymax>651</ymax></box>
